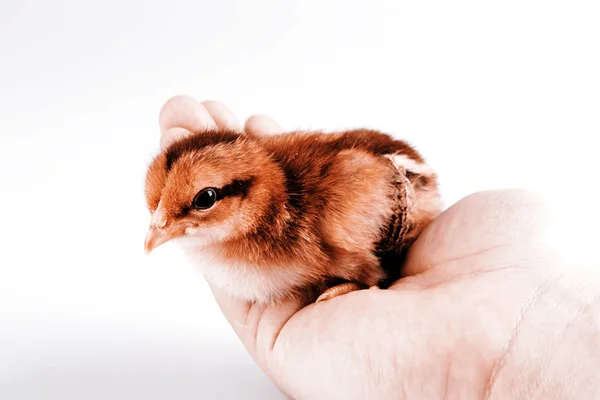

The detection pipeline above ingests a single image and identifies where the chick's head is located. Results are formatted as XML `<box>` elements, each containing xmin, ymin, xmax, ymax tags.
<box><xmin>143</xmin><ymin>130</ymin><xmax>284</xmax><ymax>254</ymax></box>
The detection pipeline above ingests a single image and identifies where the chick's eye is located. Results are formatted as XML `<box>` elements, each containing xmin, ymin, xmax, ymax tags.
<box><xmin>192</xmin><ymin>188</ymin><xmax>217</xmax><ymax>210</ymax></box>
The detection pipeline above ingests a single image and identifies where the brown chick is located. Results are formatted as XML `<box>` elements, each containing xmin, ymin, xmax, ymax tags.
<box><xmin>144</xmin><ymin>128</ymin><xmax>442</xmax><ymax>305</ymax></box>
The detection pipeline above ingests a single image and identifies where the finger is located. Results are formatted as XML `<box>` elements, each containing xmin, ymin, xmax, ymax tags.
<box><xmin>245</xmin><ymin>114</ymin><xmax>285</xmax><ymax>136</ymax></box>
<box><xmin>158</xmin><ymin>95</ymin><xmax>217</xmax><ymax>149</ymax></box>
<box><xmin>159</xmin><ymin>127</ymin><xmax>195</xmax><ymax>150</ymax></box>
<box><xmin>202</xmin><ymin>100</ymin><xmax>242</xmax><ymax>130</ymax></box>
<box><xmin>207</xmin><ymin>280</ymin><xmax>304</xmax><ymax>369</ymax></box>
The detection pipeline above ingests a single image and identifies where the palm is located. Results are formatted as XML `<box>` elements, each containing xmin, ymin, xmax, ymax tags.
<box><xmin>229</xmin><ymin>190</ymin><xmax>549</xmax><ymax>399</ymax></box>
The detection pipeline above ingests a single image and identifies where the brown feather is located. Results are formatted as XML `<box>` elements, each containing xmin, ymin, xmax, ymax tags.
<box><xmin>144</xmin><ymin>128</ymin><xmax>442</xmax><ymax>303</ymax></box>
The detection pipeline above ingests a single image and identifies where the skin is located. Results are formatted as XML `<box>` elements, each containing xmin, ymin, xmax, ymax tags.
<box><xmin>157</xmin><ymin>96</ymin><xmax>600</xmax><ymax>399</ymax></box>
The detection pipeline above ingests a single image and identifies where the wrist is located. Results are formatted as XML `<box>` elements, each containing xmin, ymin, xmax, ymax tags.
<box><xmin>486</xmin><ymin>271</ymin><xmax>600</xmax><ymax>399</ymax></box>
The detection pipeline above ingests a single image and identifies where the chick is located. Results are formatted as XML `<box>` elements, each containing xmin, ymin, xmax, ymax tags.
<box><xmin>144</xmin><ymin>128</ymin><xmax>442</xmax><ymax>304</ymax></box>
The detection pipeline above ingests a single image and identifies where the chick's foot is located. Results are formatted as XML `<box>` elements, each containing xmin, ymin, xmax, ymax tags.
<box><xmin>315</xmin><ymin>282</ymin><xmax>365</xmax><ymax>303</ymax></box>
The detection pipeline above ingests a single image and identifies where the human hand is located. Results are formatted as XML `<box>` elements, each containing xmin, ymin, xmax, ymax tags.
<box><xmin>157</xmin><ymin>96</ymin><xmax>600</xmax><ymax>399</ymax></box>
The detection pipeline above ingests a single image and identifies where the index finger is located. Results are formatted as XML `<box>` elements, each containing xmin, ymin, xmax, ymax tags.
<box><xmin>158</xmin><ymin>95</ymin><xmax>217</xmax><ymax>149</ymax></box>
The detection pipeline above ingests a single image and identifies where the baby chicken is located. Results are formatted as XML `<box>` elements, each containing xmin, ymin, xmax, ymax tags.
<box><xmin>144</xmin><ymin>128</ymin><xmax>442</xmax><ymax>304</ymax></box>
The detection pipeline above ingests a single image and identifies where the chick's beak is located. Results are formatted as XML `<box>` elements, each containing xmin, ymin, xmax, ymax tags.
<box><xmin>144</xmin><ymin>225</ymin><xmax>184</xmax><ymax>254</ymax></box>
<box><xmin>144</xmin><ymin>204</ymin><xmax>186</xmax><ymax>254</ymax></box>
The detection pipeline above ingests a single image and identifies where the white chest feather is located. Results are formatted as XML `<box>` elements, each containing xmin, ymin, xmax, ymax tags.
<box><xmin>179</xmin><ymin>241</ymin><xmax>305</xmax><ymax>304</ymax></box>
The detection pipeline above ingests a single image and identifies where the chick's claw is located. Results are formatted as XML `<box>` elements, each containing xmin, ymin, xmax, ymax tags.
<box><xmin>315</xmin><ymin>282</ymin><xmax>364</xmax><ymax>303</ymax></box>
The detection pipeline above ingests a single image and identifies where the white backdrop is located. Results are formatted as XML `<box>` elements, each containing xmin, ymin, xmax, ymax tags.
<box><xmin>1</xmin><ymin>0</ymin><xmax>598</xmax><ymax>399</ymax></box>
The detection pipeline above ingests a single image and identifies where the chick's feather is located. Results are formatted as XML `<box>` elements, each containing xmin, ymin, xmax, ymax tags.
<box><xmin>144</xmin><ymin>128</ymin><xmax>442</xmax><ymax>304</ymax></box>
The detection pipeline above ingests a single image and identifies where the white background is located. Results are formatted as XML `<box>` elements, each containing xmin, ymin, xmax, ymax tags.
<box><xmin>1</xmin><ymin>0</ymin><xmax>598</xmax><ymax>399</ymax></box>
